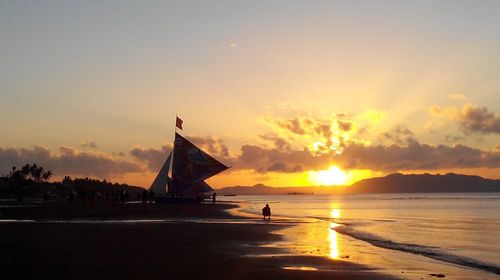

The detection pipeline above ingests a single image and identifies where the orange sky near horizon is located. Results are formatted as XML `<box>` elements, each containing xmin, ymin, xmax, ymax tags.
<box><xmin>1</xmin><ymin>2</ymin><xmax>500</xmax><ymax>188</ymax></box>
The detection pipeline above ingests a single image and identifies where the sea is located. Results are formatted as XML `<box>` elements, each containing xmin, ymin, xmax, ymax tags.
<box><xmin>220</xmin><ymin>193</ymin><xmax>500</xmax><ymax>280</ymax></box>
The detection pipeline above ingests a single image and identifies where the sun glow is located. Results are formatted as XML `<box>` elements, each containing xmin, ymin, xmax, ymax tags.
<box><xmin>310</xmin><ymin>166</ymin><xmax>348</xmax><ymax>186</ymax></box>
<box><xmin>331</xmin><ymin>208</ymin><xmax>341</xmax><ymax>219</ymax></box>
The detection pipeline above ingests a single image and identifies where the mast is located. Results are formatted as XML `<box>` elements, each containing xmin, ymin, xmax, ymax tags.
<box><xmin>171</xmin><ymin>115</ymin><xmax>179</xmax><ymax>195</ymax></box>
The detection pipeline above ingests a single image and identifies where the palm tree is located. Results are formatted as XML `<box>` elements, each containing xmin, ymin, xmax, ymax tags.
<box><xmin>62</xmin><ymin>176</ymin><xmax>72</xmax><ymax>184</ymax></box>
<box><xmin>9</xmin><ymin>166</ymin><xmax>17</xmax><ymax>177</ymax></box>
<box><xmin>42</xmin><ymin>170</ymin><xmax>52</xmax><ymax>182</ymax></box>
<box><xmin>21</xmin><ymin>164</ymin><xmax>31</xmax><ymax>178</ymax></box>
<box><xmin>29</xmin><ymin>164</ymin><xmax>43</xmax><ymax>182</ymax></box>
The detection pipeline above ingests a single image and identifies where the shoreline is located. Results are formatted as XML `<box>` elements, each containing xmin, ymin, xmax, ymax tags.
<box><xmin>0</xmin><ymin>201</ymin><xmax>400</xmax><ymax>279</ymax></box>
<box><xmin>221</xmin><ymin>195</ymin><xmax>500</xmax><ymax>280</ymax></box>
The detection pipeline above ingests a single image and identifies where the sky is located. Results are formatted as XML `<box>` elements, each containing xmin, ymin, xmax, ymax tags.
<box><xmin>1</xmin><ymin>1</ymin><xmax>500</xmax><ymax>188</ymax></box>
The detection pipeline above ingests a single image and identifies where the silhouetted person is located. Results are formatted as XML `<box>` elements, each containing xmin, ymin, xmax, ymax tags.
<box><xmin>79</xmin><ymin>191</ymin><xmax>86</xmax><ymax>203</ymax></box>
<box><xmin>68</xmin><ymin>190</ymin><xmax>75</xmax><ymax>202</ymax></box>
<box><xmin>142</xmin><ymin>190</ymin><xmax>148</xmax><ymax>203</ymax></box>
<box><xmin>88</xmin><ymin>191</ymin><xmax>95</xmax><ymax>202</ymax></box>
<box><xmin>149</xmin><ymin>190</ymin><xmax>155</xmax><ymax>203</ymax></box>
<box><xmin>113</xmin><ymin>191</ymin><xmax>119</xmax><ymax>204</ymax></box>
<box><xmin>262</xmin><ymin>204</ymin><xmax>271</xmax><ymax>220</ymax></box>
<box><xmin>212</xmin><ymin>192</ymin><xmax>216</xmax><ymax>204</ymax></box>
<box><xmin>119</xmin><ymin>191</ymin><xmax>124</xmax><ymax>204</ymax></box>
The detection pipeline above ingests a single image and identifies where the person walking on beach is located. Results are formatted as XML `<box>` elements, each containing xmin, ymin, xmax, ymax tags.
<box><xmin>262</xmin><ymin>204</ymin><xmax>271</xmax><ymax>220</ymax></box>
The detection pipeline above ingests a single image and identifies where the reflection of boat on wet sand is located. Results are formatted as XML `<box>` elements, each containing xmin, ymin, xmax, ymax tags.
<box><xmin>149</xmin><ymin>118</ymin><xmax>229</xmax><ymax>203</ymax></box>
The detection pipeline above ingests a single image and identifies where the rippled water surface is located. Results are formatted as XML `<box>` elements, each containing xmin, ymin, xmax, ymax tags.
<box><xmin>220</xmin><ymin>193</ymin><xmax>500</xmax><ymax>279</ymax></box>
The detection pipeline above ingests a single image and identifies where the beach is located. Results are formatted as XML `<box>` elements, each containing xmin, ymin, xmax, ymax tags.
<box><xmin>0</xmin><ymin>201</ymin><xmax>398</xmax><ymax>280</ymax></box>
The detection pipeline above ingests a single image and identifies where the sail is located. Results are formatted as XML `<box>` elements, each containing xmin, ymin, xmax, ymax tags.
<box><xmin>149</xmin><ymin>151</ymin><xmax>172</xmax><ymax>195</ymax></box>
<box><xmin>172</xmin><ymin>133</ymin><xmax>228</xmax><ymax>185</ymax></box>
<box><xmin>181</xmin><ymin>181</ymin><xmax>215</xmax><ymax>196</ymax></box>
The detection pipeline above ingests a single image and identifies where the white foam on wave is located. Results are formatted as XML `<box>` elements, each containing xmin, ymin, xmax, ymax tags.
<box><xmin>334</xmin><ymin>225</ymin><xmax>500</xmax><ymax>275</ymax></box>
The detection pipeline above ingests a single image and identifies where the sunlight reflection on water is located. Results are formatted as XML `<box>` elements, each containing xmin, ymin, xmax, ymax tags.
<box><xmin>329</xmin><ymin>222</ymin><xmax>340</xmax><ymax>259</ymax></box>
<box><xmin>282</xmin><ymin>266</ymin><xmax>318</xmax><ymax>271</ymax></box>
<box><xmin>329</xmin><ymin>206</ymin><xmax>341</xmax><ymax>259</ymax></box>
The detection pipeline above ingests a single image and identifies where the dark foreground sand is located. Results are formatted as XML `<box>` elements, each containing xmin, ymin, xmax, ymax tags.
<box><xmin>0</xmin><ymin>202</ymin><xmax>399</xmax><ymax>280</ymax></box>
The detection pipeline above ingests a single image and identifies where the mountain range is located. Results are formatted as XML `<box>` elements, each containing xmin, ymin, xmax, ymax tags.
<box><xmin>217</xmin><ymin>173</ymin><xmax>500</xmax><ymax>195</ymax></box>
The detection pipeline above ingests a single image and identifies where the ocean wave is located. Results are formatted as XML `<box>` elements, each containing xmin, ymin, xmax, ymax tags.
<box><xmin>306</xmin><ymin>216</ymin><xmax>395</xmax><ymax>225</ymax></box>
<box><xmin>382</xmin><ymin>196</ymin><xmax>500</xmax><ymax>201</ymax></box>
<box><xmin>334</xmin><ymin>225</ymin><xmax>500</xmax><ymax>275</ymax></box>
<box><xmin>343</xmin><ymin>196</ymin><xmax>500</xmax><ymax>201</ymax></box>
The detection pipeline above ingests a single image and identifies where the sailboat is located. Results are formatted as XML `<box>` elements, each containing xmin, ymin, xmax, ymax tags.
<box><xmin>149</xmin><ymin>122</ymin><xmax>229</xmax><ymax>203</ymax></box>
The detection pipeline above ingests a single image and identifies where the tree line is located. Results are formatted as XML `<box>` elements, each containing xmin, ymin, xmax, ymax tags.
<box><xmin>7</xmin><ymin>164</ymin><xmax>53</xmax><ymax>184</ymax></box>
<box><xmin>0</xmin><ymin>163</ymin><xmax>143</xmax><ymax>201</ymax></box>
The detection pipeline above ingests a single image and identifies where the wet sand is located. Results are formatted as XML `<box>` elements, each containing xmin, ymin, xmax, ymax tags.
<box><xmin>0</xmin><ymin>202</ymin><xmax>400</xmax><ymax>279</ymax></box>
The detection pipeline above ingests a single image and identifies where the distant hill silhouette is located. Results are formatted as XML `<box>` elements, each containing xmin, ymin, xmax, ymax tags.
<box><xmin>346</xmin><ymin>173</ymin><xmax>500</xmax><ymax>193</ymax></box>
<box><xmin>217</xmin><ymin>173</ymin><xmax>500</xmax><ymax>195</ymax></box>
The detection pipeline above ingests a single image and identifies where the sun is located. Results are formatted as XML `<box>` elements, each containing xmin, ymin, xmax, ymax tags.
<box><xmin>310</xmin><ymin>166</ymin><xmax>348</xmax><ymax>186</ymax></box>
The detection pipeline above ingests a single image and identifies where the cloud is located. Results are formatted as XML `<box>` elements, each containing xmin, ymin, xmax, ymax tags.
<box><xmin>314</xmin><ymin>120</ymin><xmax>333</xmax><ymax>141</ymax></box>
<box><xmin>229</xmin><ymin>136</ymin><xmax>500</xmax><ymax>174</ymax></box>
<box><xmin>335</xmin><ymin>139</ymin><xmax>500</xmax><ymax>171</ymax></box>
<box><xmin>381</xmin><ymin>126</ymin><xmax>414</xmax><ymax>145</ymax></box>
<box><xmin>4</xmin><ymin>133</ymin><xmax>499</xmax><ymax>181</ymax></box>
<box><xmin>0</xmin><ymin>146</ymin><xmax>142</xmax><ymax>178</ymax></box>
<box><xmin>81</xmin><ymin>141</ymin><xmax>98</xmax><ymax>149</ymax></box>
<box><xmin>228</xmin><ymin>42</ymin><xmax>237</xmax><ymax>48</ymax></box>
<box><xmin>112</xmin><ymin>152</ymin><xmax>125</xmax><ymax>157</ymax></box>
<box><xmin>274</xmin><ymin>118</ymin><xmax>307</xmax><ymax>135</ymax></box>
<box><xmin>234</xmin><ymin>143</ymin><xmax>327</xmax><ymax>173</ymax></box>
<box><xmin>259</xmin><ymin>134</ymin><xmax>291</xmax><ymax>151</ymax></box>
<box><xmin>188</xmin><ymin>135</ymin><xmax>229</xmax><ymax>158</ymax></box>
<box><xmin>267</xmin><ymin>161</ymin><xmax>303</xmax><ymax>173</ymax></box>
<box><xmin>335</xmin><ymin>112</ymin><xmax>352</xmax><ymax>120</ymax></box>
<box><xmin>444</xmin><ymin>134</ymin><xmax>464</xmax><ymax>143</ymax></box>
<box><xmin>337</xmin><ymin>120</ymin><xmax>353</xmax><ymax>131</ymax></box>
<box><xmin>231</xmin><ymin>133</ymin><xmax>332</xmax><ymax>173</ymax></box>
<box><xmin>268</xmin><ymin>114</ymin><xmax>350</xmax><ymax>140</ymax></box>
<box><xmin>448</xmin><ymin>94</ymin><xmax>467</xmax><ymax>101</ymax></box>
<box><xmin>129</xmin><ymin>136</ymin><xmax>229</xmax><ymax>172</ymax></box>
<box><xmin>458</xmin><ymin>104</ymin><xmax>500</xmax><ymax>134</ymax></box>
<box><xmin>129</xmin><ymin>108</ymin><xmax>500</xmax><ymax>177</ymax></box>
<box><xmin>129</xmin><ymin>144</ymin><xmax>172</xmax><ymax>172</ymax></box>
<box><xmin>268</xmin><ymin>115</ymin><xmax>353</xmax><ymax>153</ymax></box>
<box><xmin>431</xmin><ymin>104</ymin><xmax>500</xmax><ymax>134</ymax></box>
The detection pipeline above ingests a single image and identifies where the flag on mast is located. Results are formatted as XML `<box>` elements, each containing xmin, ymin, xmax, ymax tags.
<box><xmin>176</xmin><ymin>116</ymin><xmax>183</xmax><ymax>130</ymax></box>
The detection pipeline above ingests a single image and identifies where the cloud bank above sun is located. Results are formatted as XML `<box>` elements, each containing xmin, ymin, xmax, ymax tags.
<box><xmin>2</xmin><ymin>101</ymin><xmax>499</xmax><ymax>187</ymax></box>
